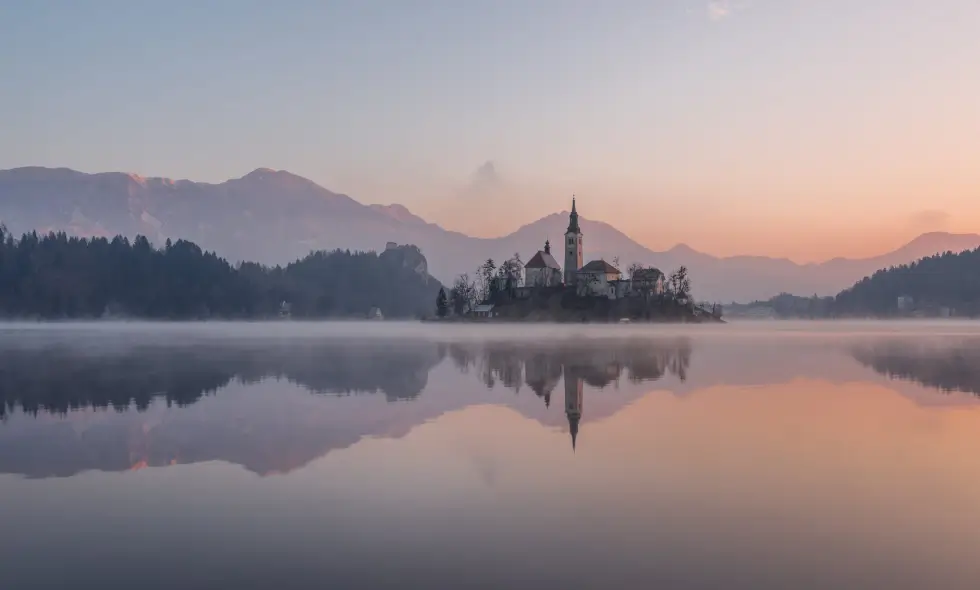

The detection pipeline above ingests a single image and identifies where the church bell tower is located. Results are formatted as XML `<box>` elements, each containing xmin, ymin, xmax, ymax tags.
<box><xmin>564</xmin><ymin>197</ymin><xmax>583</xmax><ymax>285</ymax></box>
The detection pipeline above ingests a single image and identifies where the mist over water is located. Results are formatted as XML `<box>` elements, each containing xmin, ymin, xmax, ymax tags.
<box><xmin>2</xmin><ymin>321</ymin><xmax>980</xmax><ymax>590</ymax></box>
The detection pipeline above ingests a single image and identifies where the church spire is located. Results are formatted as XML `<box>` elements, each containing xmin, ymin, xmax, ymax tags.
<box><xmin>569</xmin><ymin>414</ymin><xmax>579</xmax><ymax>452</ymax></box>
<box><xmin>567</xmin><ymin>195</ymin><xmax>580</xmax><ymax>234</ymax></box>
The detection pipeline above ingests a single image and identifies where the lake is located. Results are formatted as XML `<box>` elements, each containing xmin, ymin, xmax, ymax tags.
<box><xmin>2</xmin><ymin>321</ymin><xmax>980</xmax><ymax>589</ymax></box>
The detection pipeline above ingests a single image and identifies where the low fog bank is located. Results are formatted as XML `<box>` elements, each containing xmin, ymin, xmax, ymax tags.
<box><xmin>0</xmin><ymin>319</ymin><xmax>977</xmax><ymax>354</ymax></box>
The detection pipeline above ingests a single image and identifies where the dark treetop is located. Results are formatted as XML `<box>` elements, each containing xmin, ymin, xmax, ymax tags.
<box><xmin>0</xmin><ymin>226</ymin><xmax>440</xmax><ymax>320</ymax></box>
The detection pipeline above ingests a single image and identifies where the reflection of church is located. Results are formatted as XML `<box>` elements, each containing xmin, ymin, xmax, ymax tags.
<box><xmin>449</xmin><ymin>339</ymin><xmax>693</xmax><ymax>453</ymax></box>
<box><xmin>565</xmin><ymin>371</ymin><xmax>583</xmax><ymax>451</ymax></box>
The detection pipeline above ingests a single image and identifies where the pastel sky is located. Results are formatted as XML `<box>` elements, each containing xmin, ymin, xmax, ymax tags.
<box><xmin>2</xmin><ymin>0</ymin><xmax>979</xmax><ymax>262</ymax></box>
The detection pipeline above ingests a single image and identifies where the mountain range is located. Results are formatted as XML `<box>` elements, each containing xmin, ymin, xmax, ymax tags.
<box><xmin>2</xmin><ymin>166</ymin><xmax>978</xmax><ymax>302</ymax></box>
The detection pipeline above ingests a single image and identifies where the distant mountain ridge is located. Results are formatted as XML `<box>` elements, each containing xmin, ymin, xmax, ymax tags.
<box><xmin>2</xmin><ymin>166</ymin><xmax>978</xmax><ymax>302</ymax></box>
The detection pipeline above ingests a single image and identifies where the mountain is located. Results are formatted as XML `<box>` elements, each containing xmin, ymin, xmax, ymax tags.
<box><xmin>3</xmin><ymin>166</ymin><xmax>979</xmax><ymax>302</ymax></box>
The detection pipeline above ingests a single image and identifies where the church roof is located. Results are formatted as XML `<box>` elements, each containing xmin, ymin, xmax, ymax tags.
<box><xmin>525</xmin><ymin>250</ymin><xmax>561</xmax><ymax>270</ymax></box>
<box><xmin>580</xmin><ymin>259</ymin><xmax>621</xmax><ymax>274</ymax></box>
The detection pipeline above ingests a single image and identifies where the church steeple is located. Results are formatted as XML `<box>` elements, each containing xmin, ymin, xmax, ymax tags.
<box><xmin>567</xmin><ymin>196</ymin><xmax>580</xmax><ymax>233</ymax></box>
<box><xmin>568</xmin><ymin>413</ymin><xmax>579</xmax><ymax>451</ymax></box>
<box><xmin>564</xmin><ymin>371</ymin><xmax>583</xmax><ymax>453</ymax></box>
<box><xmin>544</xmin><ymin>240</ymin><xmax>551</xmax><ymax>255</ymax></box>
<box><xmin>564</xmin><ymin>196</ymin><xmax>583</xmax><ymax>285</ymax></box>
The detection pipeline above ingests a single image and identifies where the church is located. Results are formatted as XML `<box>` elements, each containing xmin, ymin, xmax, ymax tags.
<box><xmin>522</xmin><ymin>198</ymin><xmax>663</xmax><ymax>298</ymax></box>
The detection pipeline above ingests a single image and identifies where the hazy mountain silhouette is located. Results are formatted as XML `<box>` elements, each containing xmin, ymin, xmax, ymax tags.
<box><xmin>3</xmin><ymin>166</ymin><xmax>978</xmax><ymax>302</ymax></box>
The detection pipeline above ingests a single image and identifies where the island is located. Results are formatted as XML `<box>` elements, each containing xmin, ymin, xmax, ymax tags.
<box><xmin>431</xmin><ymin>199</ymin><xmax>723</xmax><ymax>323</ymax></box>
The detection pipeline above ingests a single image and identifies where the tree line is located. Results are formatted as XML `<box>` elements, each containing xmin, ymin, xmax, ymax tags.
<box><xmin>0</xmin><ymin>226</ymin><xmax>440</xmax><ymax>319</ymax></box>
<box><xmin>834</xmin><ymin>248</ymin><xmax>980</xmax><ymax>316</ymax></box>
<box><xmin>727</xmin><ymin>247</ymin><xmax>980</xmax><ymax>318</ymax></box>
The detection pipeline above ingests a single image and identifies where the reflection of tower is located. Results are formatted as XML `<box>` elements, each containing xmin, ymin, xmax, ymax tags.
<box><xmin>564</xmin><ymin>372</ymin><xmax>583</xmax><ymax>451</ymax></box>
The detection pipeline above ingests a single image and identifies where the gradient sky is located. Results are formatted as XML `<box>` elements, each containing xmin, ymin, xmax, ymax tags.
<box><xmin>2</xmin><ymin>0</ymin><xmax>979</xmax><ymax>261</ymax></box>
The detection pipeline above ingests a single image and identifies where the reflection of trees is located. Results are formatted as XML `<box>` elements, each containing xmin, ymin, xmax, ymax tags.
<box><xmin>0</xmin><ymin>341</ymin><xmax>445</xmax><ymax>419</ymax></box>
<box><xmin>1</xmin><ymin>336</ymin><xmax>694</xmax><ymax>420</ymax></box>
<box><xmin>447</xmin><ymin>338</ymin><xmax>693</xmax><ymax>398</ymax></box>
<box><xmin>852</xmin><ymin>340</ymin><xmax>980</xmax><ymax>396</ymax></box>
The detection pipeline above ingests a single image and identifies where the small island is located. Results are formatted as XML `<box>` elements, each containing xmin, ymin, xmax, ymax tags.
<box><xmin>432</xmin><ymin>199</ymin><xmax>723</xmax><ymax>323</ymax></box>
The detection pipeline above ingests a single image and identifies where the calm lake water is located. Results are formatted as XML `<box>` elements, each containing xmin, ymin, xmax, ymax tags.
<box><xmin>2</xmin><ymin>321</ymin><xmax>980</xmax><ymax>589</ymax></box>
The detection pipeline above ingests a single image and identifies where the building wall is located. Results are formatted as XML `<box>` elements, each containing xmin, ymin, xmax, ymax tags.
<box><xmin>577</xmin><ymin>271</ymin><xmax>619</xmax><ymax>297</ymax></box>
<box><xmin>526</xmin><ymin>267</ymin><xmax>562</xmax><ymax>288</ymax></box>
<box><xmin>564</xmin><ymin>231</ymin><xmax>583</xmax><ymax>285</ymax></box>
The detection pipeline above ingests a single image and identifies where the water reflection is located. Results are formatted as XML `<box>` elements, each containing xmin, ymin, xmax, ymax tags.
<box><xmin>0</xmin><ymin>336</ymin><xmax>692</xmax><ymax>477</ymax></box>
<box><xmin>852</xmin><ymin>338</ymin><xmax>980</xmax><ymax>397</ymax></box>
<box><xmin>4</xmin><ymin>325</ymin><xmax>980</xmax><ymax>590</ymax></box>
<box><xmin>4</xmin><ymin>330</ymin><xmax>980</xmax><ymax>481</ymax></box>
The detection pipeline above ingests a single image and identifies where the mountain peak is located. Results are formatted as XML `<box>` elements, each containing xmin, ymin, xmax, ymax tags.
<box><xmin>369</xmin><ymin>204</ymin><xmax>428</xmax><ymax>226</ymax></box>
<box><xmin>896</xmin><ymin>231</ymin><xmax>980</xmax><ymax>256</ymax></box>
<box><xmin>236</xmin><ymin>168</ymin><xmax>326</xmax><ymax>192</ymax></box>
<box><xmin>242</xmin><ymin>168</ymin><xmax>282</xmax><ymax>179</ymax></box>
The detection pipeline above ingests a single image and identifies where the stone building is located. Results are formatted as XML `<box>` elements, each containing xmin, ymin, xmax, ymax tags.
<box><xmin>524</xmin><ymin>240</ymin><xmax>563</xmax><ymax>287</ymax></box>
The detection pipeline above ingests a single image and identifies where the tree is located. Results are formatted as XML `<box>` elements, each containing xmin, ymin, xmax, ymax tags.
<box><xmin>450</xmin><ymin>273</ymin><xmax>476</xmax><ymax>315</ymax></box>
<box><xmin>667</xmin><ymin>266</ymin><xmax>691</xmax><ymax>302</ymax></box>
<box><xmin>0</xmin><ymin>232</ymin><xmax>442</xmax><ymax>319</ymax></box>
<box><xmin>498</xmin><ymin>253</ymin><xmax>524</xmax><ymax>292</ymax></box>
<box><xmin>612</xmin><ymin>256</ymin><xmax>621</xmax><ymax>270</ymax></box>
<box><xmin>436</xmin><ymin>287</ymin><xmax>449</xmax><ymax>317</ymax></box>
<box><xmin>479</xmin><ymin>258</ymin><xmax>497</xmax><ymax>302</ymax></box>
<box><xmin>627</xmin><ymin>262</ymin><xmax>643</xmax><ymax>281</ymax></box>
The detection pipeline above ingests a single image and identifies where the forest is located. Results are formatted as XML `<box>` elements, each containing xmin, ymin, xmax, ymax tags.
<box><xmin>834</xmin><ymin>248</ymin><xmax>980</xmax><ymax>316</ymax></box>
<box><xmin>728</xmin><ymin>247</ymin><xmax>980</xmax><ymax>318</ymax></box>
<box><xmin>0</xmin><ymin>226</ymin><xmax>441</xmax><ymax>319</ymax></box>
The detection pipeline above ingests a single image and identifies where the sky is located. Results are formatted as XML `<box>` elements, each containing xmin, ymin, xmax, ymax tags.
<box><xmin>2</xmin><ymin>0</ymin><xmax>979</xmax><ymax>262</ymax></box>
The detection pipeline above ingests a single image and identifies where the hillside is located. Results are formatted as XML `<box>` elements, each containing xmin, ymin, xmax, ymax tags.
<box><xmin>0</xmin><ymin>227</ymin><xmax>440</xmax><ymax>319</ymax></box>
<box><xmin>835</xmin><ymin>248</ymin><xmax>980</xmax><ymax>316</ymax></box>
<box><xmin>3</xmin><ymin>166</ymin><xmax>979</xmax><ymax>302</ymax></box>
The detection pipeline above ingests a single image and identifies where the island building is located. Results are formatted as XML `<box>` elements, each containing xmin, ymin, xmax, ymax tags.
<box><xmin>519</xmin><ymin>198</ymin><xmax>665</xmax><ymax>299</ymax></box>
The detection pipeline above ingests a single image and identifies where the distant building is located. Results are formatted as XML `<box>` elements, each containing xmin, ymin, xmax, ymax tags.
<box><xmin>368</xmin><ymin>307</ymin><xmax>384</xmax><ymax>320</ymax></box>
<box><xmin>524</xmin><ymin>240</ymin><xmax>563</xmax><ymax>287</ymax></box>
<box><xmin>577</xmin><ymin>259</ymin><xmax>622</xmax><ymax>297</ymax></box>
<box><xmin>631</xmin><ymin>268</ymin><xmax>665</xmax><ymax>295</ymax></box>
<box><xmin>472</xmin><ymin>304</ymin><xmax>495</xmax><ymax>318</ymax></box>
<box><xmin>897</xmin><ymin>295</ymin><xmax>914</xmax><ymax>312</ymax></box>
<box><xmin>519</xmin><ymin>199</ymin><xmax>661</xmax><ymax>301</ymax></box>
<box><xmin>279</xmin><ymin>301</ymin><xmax>292</xmax><ymax>319</ymax></box>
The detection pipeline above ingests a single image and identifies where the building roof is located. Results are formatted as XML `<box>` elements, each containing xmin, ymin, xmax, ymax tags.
<box><xmin>579</xmin><ymin>259</ymin><xmax>621</xmax><ymax>274</ymax></box>
<box><xmin>525</xmin><ymin>250</ymin><xmax>561</xmax><ymax>270</ymax></box>
<box><xmin>473</xmin><ymin>304</ymin><xmax>494</xmax><ymax>313</ymax></box>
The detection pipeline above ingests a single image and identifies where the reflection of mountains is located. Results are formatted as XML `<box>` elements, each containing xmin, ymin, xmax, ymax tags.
<box><xmin>0</xmin><ymin>337</ymin><xmax>692</xmax><ymax>478</ymax></box>
<box><xmin>852</xmin><ymin>339</ymin><xmax>980</xmax><ymax>398</ymax></box>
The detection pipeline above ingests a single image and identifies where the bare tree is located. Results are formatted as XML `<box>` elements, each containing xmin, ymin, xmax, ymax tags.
<box><xmin>667</xmin><ymin>266</ymin><xmax>691</xmax><ymax>303</ymax></box>
<box><xmin>479</xmin><ymin>259</ymin><xmax>497</xmax><ymax>301</ymax></box>
<box><xmin>450</xmin><ymin>273</ymin><xmax>477</xmax><ymax>314</ymax></box>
